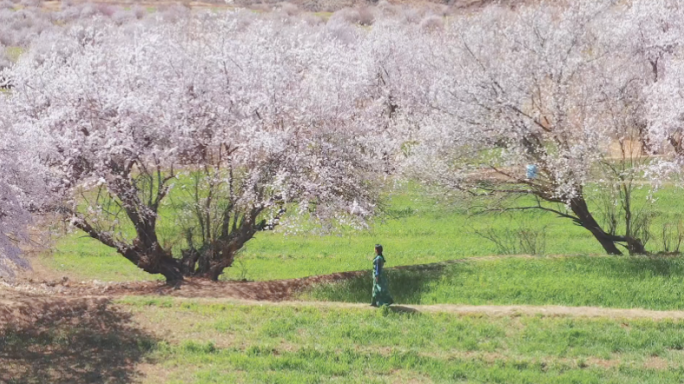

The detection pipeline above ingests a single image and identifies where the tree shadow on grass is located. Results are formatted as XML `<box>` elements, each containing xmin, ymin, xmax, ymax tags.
<box><xmin>0</xmin><ymin>295</ymin><xmax>156</xmax><ymax>384</ymax></box>
<box><xmin>305</xmin><ymin>264</ymin><xmax>449</xmax><ymax>305</ymax></box>
<box><xmin>575</xmin><ymin>255</ymin><xmax>684</xmax><ymax>278</ymax></box>
<box><xmin>616</xmin><ymin>255</ymin><xmax>684</xmax><ymax>277</ymax></box>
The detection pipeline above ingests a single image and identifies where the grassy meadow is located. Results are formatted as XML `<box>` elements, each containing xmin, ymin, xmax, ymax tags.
<box><xmin>23</xmin><ymin>178</ymin><xmax>684</xmax><ymax>383</ymax></box>
<box><xmin>44</xmin><ymin>182</ymin><xmax>684</xmax><ymax>283</ymax></box>
<box><xmin>8</xmin><ymin>3</ymin><xmax>684</xmax><ymax>384</ymax></box>
<box><xmin>9</xmin><ymin>297</ymin><xmax>684</xmax><ymax>384</ymax></box>
<box><xmin>303</xmin><ymin>255</ymin><xmax>684</xmax><ymax>310</ymax></box>
<box><xmin>19</xmin><ymin>157</ymin><xmax>684</xmax><ymax>384</ymax></box>
<box><xmin>128</xmin><ymin>298</ymin><xmax>684</xmax><ymax>383</ymax></box>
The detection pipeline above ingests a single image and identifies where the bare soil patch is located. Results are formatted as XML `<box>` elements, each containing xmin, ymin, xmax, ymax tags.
<box><xmin>7</xmin><ymin>268</ymin><xmax>367</xmax><ymax>300</ymax></box>
<box><xmin>7</xmin><ymin>254</ymin><xmax>544</xmax><ymax>301</ymax></box>
<box><xmin>644</xmin><ymin>356</ymin><xmax>669</xmax><ymax>370</ymax></box>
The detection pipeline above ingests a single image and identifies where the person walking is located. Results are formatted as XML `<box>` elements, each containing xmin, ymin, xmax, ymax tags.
<box><xmin>371</xmin><ymin>244</ymin><xmax>393</xmax><ymax>307</ymax></box>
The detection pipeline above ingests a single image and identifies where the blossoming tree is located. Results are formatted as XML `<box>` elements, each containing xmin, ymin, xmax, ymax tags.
<box><xmin>7</xmin><ymin>15</ymin><xmax>388</xmax><ymax>282</ymax></box>
<box><xmin>0</xmin><ymin>96</ymin><xmax>48</xmax><ymax>277</ymax></box>
<box><xmin>404</xmin><ymin>1</ymin><xmax>665</xmax><ymax>255</ymax></box>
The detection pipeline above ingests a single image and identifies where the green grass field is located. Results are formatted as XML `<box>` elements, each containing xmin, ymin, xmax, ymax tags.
<box><xmin>8</xmin><ymin>5</ymin><xmax>684</xmax><ymax>383</ymax></box>
<box><xmin>16</xmin><ymin>184</ymin><xmax>684</xmax><ymax>383</ymax></box>
<box><xmin>303</xmin><ymin>255</ymin><xmax>684</xmax><ymax>310</ymax></box>
<box><xmin>44</xmin><ymin>184</ymin><xmax>684</xmax><ymax>284</ymax></box>
<box><xmin>9</xmin><ymin>297</ymin><xmax>684</xmax><ymax>384</ymax></box>
<box><xmin>133</xmin><ymin>299</ymin><xmax>684</xmax><ymax>384</ymax></box>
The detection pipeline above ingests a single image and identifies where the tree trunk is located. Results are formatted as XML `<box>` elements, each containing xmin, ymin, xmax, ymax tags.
<box><xmin>153</xmin><ymin>256</ymin><xmax>184</xmax><ymax>284</ymax></box>
<box><xmin>70</xmin><ymin>215</ymin><xmax>184</xmax><ymax>284</ymax></box>
<box><xmin>181</xmin><ymin>244</ymin><xmax>235</xmax><ymax>281</ymax></box>
<box><xmin>180</xmin><ymin>248</ymin><xmax>200</xmax><ymax>275</ymax></box>
<box><xmin>194</xmin><ymin>264</ymin><xmax>225</xmax><ymax>282</ymax></box>
<box><xmin>569</xmin><ymin>197</ymin><xmax>623</xmax><ymax>255</ymax></box>
<box><xmin>626</xmin><ymin>238</ymin><xmax>647</xmax><ymax>255</ymax></box>
<box><xmin>180</xmin><ymin>216</ymin><xmax>262</xmax><ymax>280</ymax></box>
<box><xmin>122</xmin><ymin>247</ymin><xmax>183</xmax><ymax>285</ymax></box>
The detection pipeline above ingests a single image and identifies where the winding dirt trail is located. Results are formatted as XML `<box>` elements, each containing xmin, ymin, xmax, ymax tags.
<box><xmin>154</xmin><ymin>297</ymin><xmax>684</xmax><ymax>320</ymax></box>
<box><xmin>5</xmin><ymin>254</ymin><xmax>563</xmax><ymax>301</ymax></box>
<box><xmin>3</xmin><ymin>253</ymin><xmax>684</xmax><ymax>321</ymax></box>
<box><xmin>4</xmin><ymin>289</ymin><xmax>684</xmax><ymax>321</ymax></box>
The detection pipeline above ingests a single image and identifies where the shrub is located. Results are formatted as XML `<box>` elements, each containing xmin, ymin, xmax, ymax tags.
<box><xmin>96</xmin><ymin>3</ymin><xmax>117</xmax><ymax>17</ymax></box>
<box><xmin>0</xmin><ymin>0</ymin><xmax>14</xmax><ymax>10</ymax></box>
<box><xmin>56</xmin><ymin>5</ymin><xmax>82</xmax><ymax>22</ymax></box>
<box><xmin>112</xmin><ymin>9</ymin><xmax>134</xmax><ymax>25</ymax></box>
<box><xmin>79</xmin><ymin>3</ymin><xmax>98</xmax><ymax>18</ymax></box>
<box><xmin>419</xmin><ymin>14</ymin><xmax>443</xmax><ymax>32</ymax></box>
<box><xmin>357</xmin><ymin>6</ymin><xmax>375</xmax><ymax>26</ymax></box>
<box><xmin>132</xmin><ymin>5</ymin><xmax>146</xmax><ymax>20</ymax></box>
<box><xmin>325</xmin><ymin>18</ymin><xmax>358</xmax><ymax>44</ymax></box>
<box><xmin>19</xmin><ymin>0</ymin><xmax>41</xmax><ymax>8</ymax></box>
<box><xmin>329</xmin><ymin>6</ymin><xmax>375</xmax><ymax>26</ymax></box>
<box><xmin>330</xmin><ymin>7</ymin><xmax>360</xmax><ymax>24</ymax></box>
<box><xmin>0</xmin><ymin>49</ymin><xmax>11</xmax><ymax>72</ymax></box>
<box><xmin>301</xmin><ymin>12</ymin><xmax>324</xmax><ymax>26</ymax></box>
<box><xmin>159</xmin><ymin>4</ymin><xmax>190</xmax><ymax>23</ymax></box>
<box><xmin>402</xmin><ymin>7</ymin><xmax>425</xmax><ymax>24</ymax></box>
<box><xmin>377</xmin><ymin>0</ymin><xmax>398</xmax><ymax>17</ymax></box>
<box><xmin>301</xmin><ymin>0</ymin><xmax>354</xmax><ymax>12</ymax></box>
<box><xmin>279</xmin><ymin>2</ymin><xmax>299</xmax><ymax>16</ymax></box>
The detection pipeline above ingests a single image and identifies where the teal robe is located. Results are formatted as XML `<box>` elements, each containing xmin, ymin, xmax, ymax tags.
<box><xmin>371</xmin><ymin>254</ymin><xmax>393</xmax><ymax>306</ymax></box>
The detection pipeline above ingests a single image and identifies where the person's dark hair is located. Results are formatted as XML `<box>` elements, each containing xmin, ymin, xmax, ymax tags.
<box><xmin>374</xmin><ymin>244</ymin><xmax>383</xmax><ymax>254</ymax></box>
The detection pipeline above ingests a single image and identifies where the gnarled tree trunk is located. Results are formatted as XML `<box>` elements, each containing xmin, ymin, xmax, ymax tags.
<box><xmin>569</xmin><ymin>196</ymin><xmax>646</xmax><ymax>256</ymax></box>
<box><xmin>181</xmin><ymin>241</ymin><xmax>238</xmax><ymax>281</ymax></box>
<box><xmin>71</xmin><ymin>216</ymin><xmax>184</xmax><ymax>284</ymax></box>
<box><xmin>180</xmin><ymin>209</ymin><xmax>266</xmax><ymax>281</ymax></box>
<box><xmin>123</xmin><ymin>244</ymin><xmax>183</xmax><ymax>284</ymax></box>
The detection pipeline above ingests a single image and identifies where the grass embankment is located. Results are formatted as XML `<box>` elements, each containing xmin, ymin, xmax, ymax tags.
<box><xmin>46</xmin><ymin>183</ymin><xmax>684</xmax><ymax>283</ymax></box>
<box><xmin>303</xmin><ymin>255</ymin><xmax>684</xmax><ymax>310</ymax></box>
<box><xmin>8</xmin><ymin>297</ymin><xmax>684</xmax><ymax>383</ymax></box>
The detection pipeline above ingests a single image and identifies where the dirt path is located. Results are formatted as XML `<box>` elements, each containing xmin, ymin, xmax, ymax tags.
<box><xmin>6</xmin><ymin>253</ymin><xmax>682</xmax><ymax>320</ymax></box>
<box><xmin>149</xmin><ymin>297</ymin><xmax>684</xmax><ymax>320</ymax></box>
<box><xmin>7</xmin><ymin>254</ymin><xmax>571</xmax><ymax>300</ymax></box>
<box><xmin>5</xmin><ymin>288</ymin><xmax>684</xmax><ymax>321</ymax></box>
